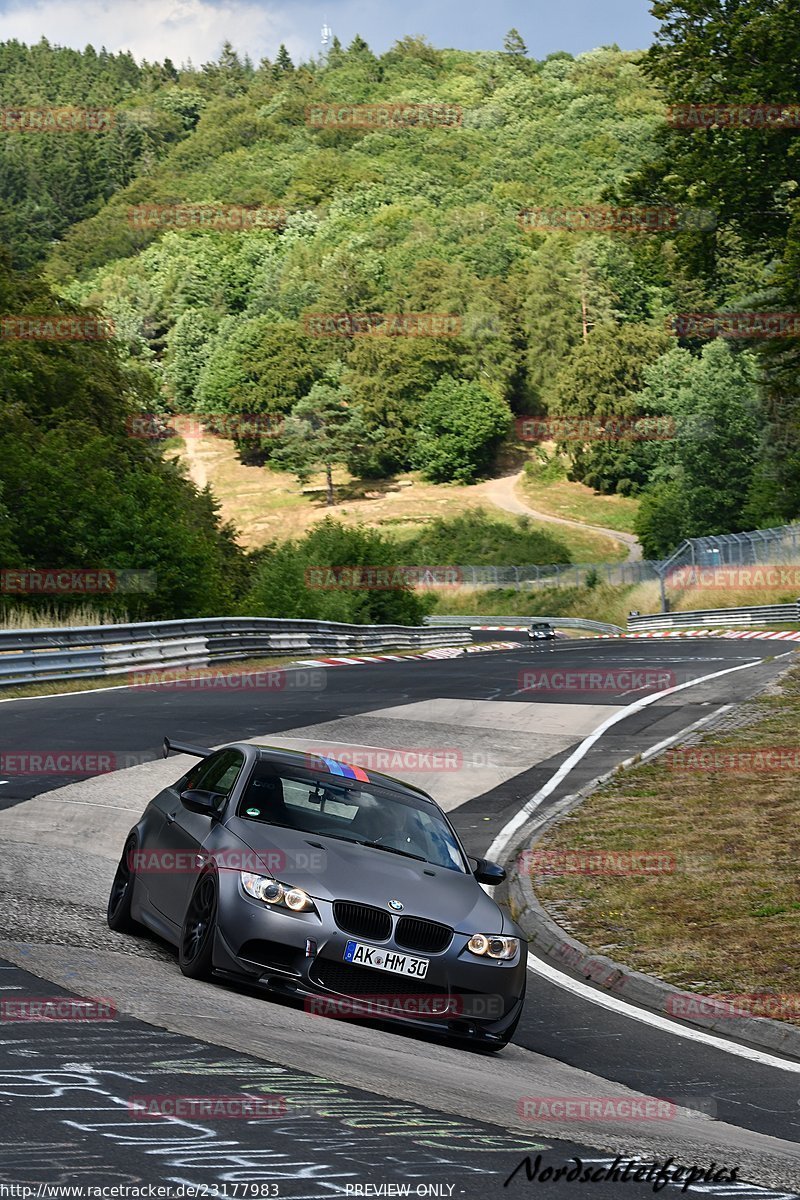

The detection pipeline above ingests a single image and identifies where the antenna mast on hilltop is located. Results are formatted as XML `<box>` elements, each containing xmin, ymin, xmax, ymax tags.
<box><xmin>321</xmin><ymin>19</ymin><xmax>332</xmax><ymax>52</ymax></box>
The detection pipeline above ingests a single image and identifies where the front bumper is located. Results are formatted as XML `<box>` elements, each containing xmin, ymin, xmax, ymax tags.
<box><xmin>212</xmin><ymin>881</ymin><xmax>526</xmax><ymax>1042</ymax></box>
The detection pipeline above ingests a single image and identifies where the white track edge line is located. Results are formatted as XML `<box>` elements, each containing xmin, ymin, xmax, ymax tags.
<box><xmin>486</xmin><ymin>652</ymin><xmax>800</xmax><ymax>1070</ymax></box>
<box><xmin>525</xmin><ymin>950</ymin><xmax>800</xmax><ymax>1073</ymax></box>
<box><xmin>486</xmin><ymin>657</ymin><xmax>771</xmax><ymax>863</ymax></box>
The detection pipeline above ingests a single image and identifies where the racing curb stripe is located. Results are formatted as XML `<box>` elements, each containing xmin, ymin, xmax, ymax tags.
<box><xmin>473</xmin><ymin>626</ymin><xmax>800</xmax><ymax>640</ymax></box>
<box><xmin>0</xmin><ymin>642</ymin><xmax>518</xmax><ymax>705</ymax></box>
<box><xmin>604</xmin><ymin>629</ymin><xmax>800</xmax><ymax>641</ymax></box>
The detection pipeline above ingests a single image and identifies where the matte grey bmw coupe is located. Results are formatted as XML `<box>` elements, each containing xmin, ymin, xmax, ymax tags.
<box><xmin>107</xmin><ymin>738</ymin><xmax>527</xmax><ymax>1049</ymax></box>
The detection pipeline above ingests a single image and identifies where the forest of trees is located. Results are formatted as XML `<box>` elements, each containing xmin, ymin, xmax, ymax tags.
<box><xmin>1</xmin><ymin>2</ymin><xmax>798</xmax><ymax>619</ymax></box>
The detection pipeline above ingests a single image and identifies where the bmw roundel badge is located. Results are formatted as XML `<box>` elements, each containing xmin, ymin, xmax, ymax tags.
<box><xmin>388</xmin><ymin>899</ymin><xmax>404</xmax><ymax>911</ymax></box>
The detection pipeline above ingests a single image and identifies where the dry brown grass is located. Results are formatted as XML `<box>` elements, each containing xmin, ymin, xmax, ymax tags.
<box><xmin>172</xmin><ymin>432</ymin><xmax>626</xmax><ymax>561</ymax></box>
<box><xmin>668</xmin><ymin>568</ymin><xmax>800</xmax><ymax>611</ymax></box>
<box><xmin>530</xmin><ymin>664</ymin><xmax>800</xmax><ymax>1021</ymax></box>
<box><xmin>0</xmin><ymin>605</ymin><xmax>130</xmax><ymax>630</ymax></box>
<box><xmin>622</xmin><ymin>574</ymin><xmax>800</xmax><ymax>618</ymax></box>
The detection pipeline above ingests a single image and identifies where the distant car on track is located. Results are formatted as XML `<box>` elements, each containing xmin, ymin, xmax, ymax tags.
<box><xmin>107</xmin><ymin>738</ymin><xmax>527</xmax><ymax>1050</ymax></box>
<box><xmin>527</xmin><ymin>621</ymin><xmax>556</xmax><ymax>642</ymax></box>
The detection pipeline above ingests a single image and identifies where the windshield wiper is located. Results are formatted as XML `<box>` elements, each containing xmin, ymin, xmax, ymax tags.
<box><xmin>314</xmin><ymin>832</ymin><xmax>368</xmax><ymax>847</ymax></box>
<box><xmin>361</xmin><ymin>841</ymin><xmax>427</xmax><ymax>863</ymax></box>
<box><xmin>314</xmin><ymin>830</ymin><xmax>424</xmax><ymax>859</ymax></box>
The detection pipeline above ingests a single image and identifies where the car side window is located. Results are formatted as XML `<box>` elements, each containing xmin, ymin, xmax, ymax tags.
<box><xmin>184</xmin><ymin>758</ymin><xmax>209</xmax><ymax>790</ymax></box>
<box><xmin>185</xmin><ymin>750</ymin><xmax>245</xmax><ymax>800</ymax></box>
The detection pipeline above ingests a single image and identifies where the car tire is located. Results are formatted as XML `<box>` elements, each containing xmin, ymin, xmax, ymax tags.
<box><xmin>179</xmin><ymin>871</ymin><xmax>218</xmax><ymax>980</ymax></box>
<box><xmin>107</xmin><ymin>833</ymin><xmax>142</xmax><ymax>935</ymax></box>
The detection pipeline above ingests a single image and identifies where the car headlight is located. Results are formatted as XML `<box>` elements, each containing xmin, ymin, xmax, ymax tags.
<box><xmin>240</xmin><ymin>872</ymin><xmax>313</xmax><ymax>912</ymax></box>
<box><xmin>467</xmin><ymin>933</ymin><xmax>519</xmax><ymax>960</ymax></box>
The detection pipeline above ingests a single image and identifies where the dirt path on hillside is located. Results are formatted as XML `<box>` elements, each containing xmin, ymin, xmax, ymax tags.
<box><xmin>174</xmin><ymin>434</ymin><xmax>641</xmax><ymax>561</ymax></box>
<box><xmin>176</xmin><ymin>434</ymin><xmax>209</xmax><ymax>491</ymax></box>
<box><xmin>476</xmin><ymin>471</ymin><xmax>642</xmax><ymax>562</ymax></box>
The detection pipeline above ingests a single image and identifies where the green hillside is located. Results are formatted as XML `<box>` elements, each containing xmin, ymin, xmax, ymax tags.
<box><xmin>53</xmin><ymin>40</ymin><xmax>672</xmax><ymax>482</ymax></box>
<box><xmin>2</xmin><ymin>8</ymin><xmax>799</xmax><ymax>622</ymax></box>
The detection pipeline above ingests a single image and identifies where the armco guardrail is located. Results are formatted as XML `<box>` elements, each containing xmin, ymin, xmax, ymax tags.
<box><xmin>0</xmin><ymin>617</ymin><xmax>471</xmax><ymax>689</ymax></box>
<box><xmin>425</xmin><ymin>615</ymin><xmax>623</xmax><ymax>635</ymax></box>
<box><xmin>627</xmin><ymin>603</ymin><xmax>800</xmax><ymax>631</ymax></box>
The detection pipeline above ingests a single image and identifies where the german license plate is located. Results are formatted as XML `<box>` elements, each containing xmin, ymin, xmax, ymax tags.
<box><xmin>343</xmin><ymin>940</ymin><xmax>429</xmax><ymax>978</ymax></box>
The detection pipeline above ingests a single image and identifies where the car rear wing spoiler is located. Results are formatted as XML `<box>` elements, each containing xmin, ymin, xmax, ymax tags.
<box><xmin>163</xmin><ymin>737</ymin><xmax>212</xmax><ymax>760</ymax></box>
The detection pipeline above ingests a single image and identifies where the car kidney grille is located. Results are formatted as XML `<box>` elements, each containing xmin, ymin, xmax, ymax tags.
<box><xmin>333</xmin><ymin>901</ymin><xmax>392</xmax><ymax>941</ymax></box>
<box><xmin>395</xmin><ymin>916</ymin><xmax>453</xmax><ymax>954</ymax></box>
<box><xmin>312</xmin><ymin>960</ymin><xmax>450</xmax><ymax>1007</ymax></box>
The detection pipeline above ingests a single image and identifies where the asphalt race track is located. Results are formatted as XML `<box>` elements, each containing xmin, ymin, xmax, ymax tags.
<box><xmin>1</xmin><ymin>637</ymin><xmax>800</xmax><ymax>1198</ymax></box>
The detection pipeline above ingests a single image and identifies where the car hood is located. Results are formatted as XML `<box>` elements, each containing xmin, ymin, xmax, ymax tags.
<box><xmin>224</xmin><ymin>817</ymin><xmax>506</xmax><ymax>933</ymax></box>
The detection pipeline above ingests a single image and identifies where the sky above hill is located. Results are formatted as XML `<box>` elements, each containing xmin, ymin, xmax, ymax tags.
<box><xmin>0</xmin><ymin>0</ymin><xmax>658</xmax><ymax>66</ymax></box>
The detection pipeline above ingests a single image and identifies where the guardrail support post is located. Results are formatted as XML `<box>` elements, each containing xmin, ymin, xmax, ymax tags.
<box><xmin>658</xmin><ymin>568</ymin><xmax>668</xmax><ymax>614</ymax></box>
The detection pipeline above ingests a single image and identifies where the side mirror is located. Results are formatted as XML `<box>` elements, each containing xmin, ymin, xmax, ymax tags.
<box><xmin>473</xmin><ymin>858</ymin><xmax>506</xmax><ymax>885</ymax></box>
<box><xmin>180</xmin><ymin>788</ymin><xmax>221</xmax><ymax>817</ymax></box>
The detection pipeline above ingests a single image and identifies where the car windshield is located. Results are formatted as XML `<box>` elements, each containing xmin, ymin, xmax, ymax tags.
<box><xmin>237</xmin><ymin>765</ymin><xmax>467</xmax><ymax>873</ymax></box>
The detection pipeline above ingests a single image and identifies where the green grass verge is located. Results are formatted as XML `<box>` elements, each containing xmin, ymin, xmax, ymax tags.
<box><xmin>530</xmin><ymin>662</ymin><xmax>800</xmax><ymax>1024</ymax></box>
<box><xmin>520</xmin><ymin>468</ymin><xmax>640</xmax><ymax>536</ymax></box>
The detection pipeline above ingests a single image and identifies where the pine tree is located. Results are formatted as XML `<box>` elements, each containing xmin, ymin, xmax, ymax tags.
<box><xmin>503</xmin><ymin>28</ymin><xmax>527</xmax><ymax>57</ymax></box>
<box><xmin>273</xmin><ymin>44</ymin><xmax>294</xmax><ymax>75</ymax></box>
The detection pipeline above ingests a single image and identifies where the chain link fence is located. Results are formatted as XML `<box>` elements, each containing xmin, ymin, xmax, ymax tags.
<box><xmin>452</xmin><ymin>562</ymin><xmax>657</xmax><ymax>588</ymax></box>
<box><xmin>445</xmin><ymin>524</ymin><xmax>800</xmax><ymax>605</ymax></box>
<box><xmin>660</xmin><ymin>524</ymin><xmax>800</xmax><ymax>570</ymax></box>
